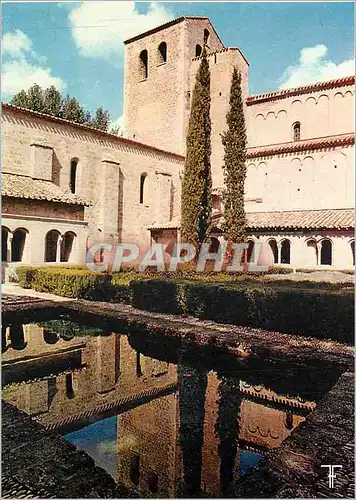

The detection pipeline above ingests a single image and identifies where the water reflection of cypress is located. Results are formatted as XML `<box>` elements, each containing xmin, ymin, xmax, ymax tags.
<box><xmin>215</xmin><ymin>375</ymin><xmax>242</xmax><ymax>497</ymax></box>
<box><xmin>2</xmin><ymin>325</ymin><xmax>7</xmax><ymax>353</ymax></box>
<box><xmin>178</xmin><ymin>363</ymin><xmax>208</xmax><ymax>497</ymax></box>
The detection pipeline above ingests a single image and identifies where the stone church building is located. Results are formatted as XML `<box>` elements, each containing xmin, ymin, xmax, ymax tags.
<box><xmin>1</xmin><ymin>16</ymin><xmax>355</xmax><ymax>271</ymax></box>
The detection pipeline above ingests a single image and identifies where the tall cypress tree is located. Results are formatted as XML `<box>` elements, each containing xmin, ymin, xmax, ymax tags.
<box><xmin>221</xmin><ymin>68</ymin><xmax>247</xmax><ymax>245</ymax></box>
<box><xmin>181</xmin><ymin>48</ymin><xmax>212</xmax><ymax>248</ymax></box>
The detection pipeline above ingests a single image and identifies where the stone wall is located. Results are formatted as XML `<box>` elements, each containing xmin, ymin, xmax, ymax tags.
<box><xmin>1</xmin><ymin>106</ymin><xmax>184</xmax><ymax>263</ymax></box>
<box><xmin>246</xmin><ymin>84</ymin><xmax>354</xmax><ymax>148</ymax></box>
<box><xmin>245</xmin><ymin>145</ymin><xmax>355</xmax><ymax>213</ymax></box>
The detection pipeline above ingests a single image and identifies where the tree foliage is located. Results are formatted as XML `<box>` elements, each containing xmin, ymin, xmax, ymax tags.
<box><xmin>90</xmin><ymin>106</ymin><xmax>110</xmax><ymax>131</ymax></box>
<box><xmin>26</xmin><ymin>83</ymin><xmax>44</xmax><ymax>112</ymax></box>
<box><xmin>9</xmin><ymin>84</ymin><xmax>110</xmax><ymax>131</ymax></box>
<box><xmin>43</xmin><ymin>85</ymin><xmax>62</xmax><ymax>116</ymax></box>
<box><xmin>221</xmin><ymin>68</ymin><xmax>247</xmax><ymax>244</ymax></box>
<box><xmin>10</xmin><ymin>89</ymin><xmax>28</xmax><ymax>108</ymax></box>
<box><xmin>181</xmin><ymin>48</ymin><xmax>212</xmax><ymax>248</ymax></box>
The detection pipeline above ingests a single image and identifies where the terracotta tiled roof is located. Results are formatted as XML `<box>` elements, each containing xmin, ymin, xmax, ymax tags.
<box><xmin>149</xmin><ymin>209</ymin><xmax>354</xmax><ymax>231</ymax></box>
<box><xmin>246</xmin><ymin>209</ymin><xmax>354</xmax><ymax>231</ymax></box>
<box><xmin>1</xmin><ymin>103</ymin><xmax>185</xmax><ymax>161</ymax></box>
<box><xmin>246</xmin><ymin>76</ymin><xmax>355</xmax><ymax>105</ymax></box>
<box><xmin>2</xmin><ymin>173</ymin><xmax>88</xmax><ymax>206</ymax></box>
<box><xmin>247</xmin><ymin>134</ymin><xmax>354</xmax><ymax>159</ymax></box>
<box><xmin>148</xmin><ymin>216</ymin><xmax>181</xmax><ymax>230</ymax></box>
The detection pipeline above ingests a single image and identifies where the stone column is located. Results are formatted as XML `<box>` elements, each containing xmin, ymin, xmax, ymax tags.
<box><xmin>317</xmin><ymin>241</ymin><xmax>322</xmax><ymax>266</ymax></box>
<box><xmin>277</xmin><ymin>241</ymin><xmax>282</xmax><ymax>265</ymax></box>
<box><xmin>56</xmin><ymin>234</ymin><xmax>63</xmax><ymax>263</ymax></box>
<box><xmin>7</xmin><ymin>233</ymin><xmax>13</xmax><ymax>263</ymax></box>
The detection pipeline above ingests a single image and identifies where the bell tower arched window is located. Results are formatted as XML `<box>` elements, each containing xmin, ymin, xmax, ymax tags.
<box><xmin>158</xmin><ymin>42</ymin><xmax>167</xmax><ymax>64</ymax></box>
<box><xmin>195</xmin><ymin>44</ymin><xmax>202</xmax><ymax>57</ymax></box>
<box><xmin>204</xmin><ymin>29</ymin><xmax>210</xmax><ymax>47</ymax></box>
<box><xmin>293</xmin><ymin>122</ymin><xmax>301</xmax><ymax>142</ymax></box>
<box><xmin>139</xmin><ymin>49</ymin><xmax>148</xmax><ymax>79</ymax></box>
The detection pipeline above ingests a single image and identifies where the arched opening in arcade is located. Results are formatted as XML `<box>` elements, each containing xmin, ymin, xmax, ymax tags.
<box><xmin>9</xmin><ymin>325</ymin><xmax>27</xmax><ymax>350</ymax></box>
<box><xmin>2</xmin><ymin>226</ymin><xmax>10</xmax><ymax>262</ymax></box>
<box><xmin>208</xmin><ymin>236</ymin><xmax>220</xmax><ymax>254</ymax></box>
<box><xmin>45</xmin><ymin>230</ymin><xmax>60</xmax><ymax>262</ymax></box>
<box><xmin>320</xmin><ymin>239</ymin><xmax>332</xmax><ymax>265</ymax></box>
<box><xmin>11</xmin><ymin>228</ymin><xmax>28</xmax><ymax>262</ymax></box>
<box><xmin>280</xmin><ymin>239</ymin><xmax>291</xmax><ymax>264</ymax></box>
<box><xmin>268</xmin><ymin>239</ymin><xmax>278</xmax><ymax>264</ymax></box>
<box><xmin>60</xmin><ymin>231</ymin><xmax>76</xmax><ymax>262</ymax></box>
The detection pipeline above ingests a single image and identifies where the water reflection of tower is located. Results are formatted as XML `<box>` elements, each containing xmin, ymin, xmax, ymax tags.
<box><xmin>116</xmin><ymin>353</ymin><xmax>179</xmax><ymax>498</ymax></box>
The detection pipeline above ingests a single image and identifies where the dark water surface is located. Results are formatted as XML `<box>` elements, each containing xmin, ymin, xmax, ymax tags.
<box><xmin>2</xmin><ymin>311</ymin><xmax>343</xmax><ymax>498</ymax></box>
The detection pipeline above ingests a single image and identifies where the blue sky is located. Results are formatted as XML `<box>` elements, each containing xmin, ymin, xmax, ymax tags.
<box><xmin>2</xmin><ymin>1</ymin><xmax>354</xmax><ymax>129</ymax></box>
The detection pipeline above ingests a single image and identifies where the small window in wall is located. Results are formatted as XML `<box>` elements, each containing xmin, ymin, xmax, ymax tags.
<box><xmin>208</xmin><ymin>237</ymin><xmax>220</xmax><ymax>254</ymax></box>
<box><xmin>66</xmin><ymin>373</ymin><xmax>75</xmax><ymax>399</ymax></box>
<box><xmin>158</xmin><ymin>42</ymin><xmax>167</xmax><ymax>64</ymax></box>
<box><xmin>136</xmin><ymin>352</ymin><xmax>143</xmax><ymax>377</ymax></box>
<box><xmin>139</xmin><ymin>50</ymin><xmax>148</xmax><ymax>79</ymax></box>
<box><xmin>203</xmin><ymin>29</ymin><xmax>210</xmax><ymax>46</ymax></box>
<box><xmin>351</xmin><ymin>241</ymin><xmax>355</xmax><ymax>266</ymax></box>
<box><xmin>130</xmin><ymin>454</ymin><xmax>140</xmax><ymax>486</ymax></box>
<box><xmin>293</xmin><ymin>122</ymin><xmax>301</xmax><ymax>142</ymax></box>
<box><xmin>285</xmin><ymin>411</ymin><xmax>294</xmax><ymax>430</ymax></box>
<box><xmin>195</xmin><ymin>44</ymin><xmax>202</xmax><ymax>57</ymax></box>
<box><xmin>320</xmin><ymin>239</ymin><xmax>332</xmax><ymax>265</ymax></box>
<box><xmin>148</xmin><ymin>471</ymin><xmax>159</xmax><ymax>493</ymax></box>
<box><xmin>140</xmin><ymin>174</ymin><xmax>147</xmax><ymax>204</ymax></box>
<box><xmin>280</xmin><ymin>240</ymin><xmax>291</xmax><ymax>264</ymax></box>
<box><xmin>70</xmin><ymin>159</ymin><xmax>78</xmax><ymax>194</ymax></box>
<box><xmin>268</xmin><ymin>239</ymin><xmax>278</xmax><ymax>264</ymax></box>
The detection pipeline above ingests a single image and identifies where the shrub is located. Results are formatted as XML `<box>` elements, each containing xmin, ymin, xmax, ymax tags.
<box><xmin>15</xmin><ymin>266</ymin><xmax>133</xmax><ymax>302</ymax></box>
<box><xmin>131</xmin><ymin>279</ymin><xmax>353</xmax><ymax>343</ymax></box>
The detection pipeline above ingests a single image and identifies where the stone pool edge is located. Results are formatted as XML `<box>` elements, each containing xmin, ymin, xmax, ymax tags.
<box><xmin>2</xmin><ymin>298</ymin><xmax>355</xmax><ymax>498</ymax></box>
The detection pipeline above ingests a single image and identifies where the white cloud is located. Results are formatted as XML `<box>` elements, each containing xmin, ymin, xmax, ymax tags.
<box><xmin>2</xmin><ymin>59</ymin><xmax>67</xmax><ymax>96</ymax></box>
<box><xmin>109</xmin><ymin>113</ymin><xmax>124</xmax><ymax>135</ymax></box>
<box><xmin>69</xmin><ymin>1</ymin><xmax>174</xmax><ymax>63</ymax></box>
<box><xmin>1</xmin><ymin>30</ymin><xmax>66</xmax><ymax>97</ymax></box>
<box><xmin>279</xmin><ymin>44</ymin><xmax>355</xmax><ymax>89</ymax></box>
<box><xmin>2</xmin><ymin>29</ymin><xmax>32</xmax><ymax>59</ymax></box>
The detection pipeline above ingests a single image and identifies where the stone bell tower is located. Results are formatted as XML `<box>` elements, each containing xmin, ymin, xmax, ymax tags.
<box><xmin>123</xmin><ymin>15</ymin><xmax>249</xmax><ymax>185</ymax></box>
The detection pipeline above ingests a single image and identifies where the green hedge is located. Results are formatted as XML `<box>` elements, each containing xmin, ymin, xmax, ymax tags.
<box><xmin>16</xmin><ymin>267</ymin><xmax>353</xmax><ymax>343</ymax></box>
<box><xmin>16</xmin><ymin>266</ymin><xmax>132</xmax><ymax>303</ymax></box>
<box><xmin>131</xmin><ymin>279</ymin><xmax>353</xmax><ymax>343</ymax></box>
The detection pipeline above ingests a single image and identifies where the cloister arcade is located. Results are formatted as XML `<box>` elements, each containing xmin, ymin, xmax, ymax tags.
<box><xmin>207</xmin><ymin>232</ymin><xmax>355</xmax><ymax>270</ymax></box>
<box><xmin>2</xmin><ymin>224</ymin><xmax>82</xmax><ymax>265</ymax></box>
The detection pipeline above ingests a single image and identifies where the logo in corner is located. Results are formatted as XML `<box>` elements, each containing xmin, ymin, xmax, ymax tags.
<box><xmin>321</xmin><ymin>465</ymin><xmax>343</xmax><ymax>488</ymax></box>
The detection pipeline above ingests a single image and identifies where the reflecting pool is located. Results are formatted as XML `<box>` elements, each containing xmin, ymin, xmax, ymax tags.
<box><xmin>2</xmin><ymin>313</ymin><xmax>342</xmax><ymax>498</ymax></box>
